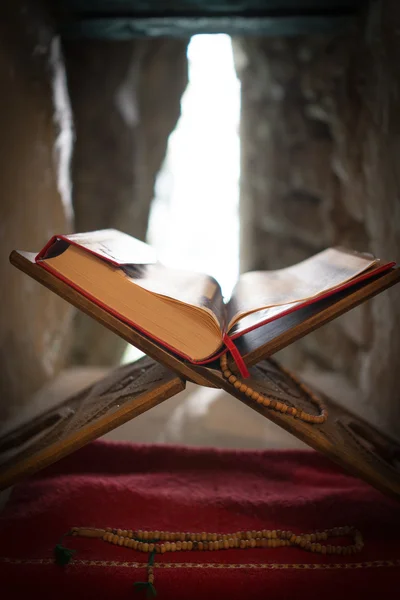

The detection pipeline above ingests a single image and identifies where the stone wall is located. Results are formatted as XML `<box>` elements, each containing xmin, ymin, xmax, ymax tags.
<box><xmin>234</xmin><ymin>1</ymin><xmax>400</xmax><ymax>439</ymax></box>
<box><xmin>63</xmin><ymin>38</ymin><xmax>189</xmax><ymax>366</ymax></box>
<box><xmin>0</xmin><ymin>1</ymin><xmax>73</xmax><ymax>427</ymax></box>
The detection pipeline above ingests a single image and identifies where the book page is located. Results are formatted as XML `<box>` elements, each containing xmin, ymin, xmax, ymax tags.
<box><xmin>41</xmin><ymin>245</ymin><xmax>224</xmax><ymax>360</ymax></box>
<box><xmin>227</xmin><ymin>248</ymin><xmax>379</xmax><ymax>331</ymax></box>
<box><xmin>122</xmin><ymin>264</ymin><xmax>226</xmax><ymax>329</ymax></box>
<box><xmin>64</xmin><ymin>229</ymin><xmax>157</xmax><ymax>265</ymax></box>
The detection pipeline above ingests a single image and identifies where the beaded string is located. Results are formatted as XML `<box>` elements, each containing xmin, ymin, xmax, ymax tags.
<box><xmin>55</xmin><ymin>525</ymin><xmax>364</xmax><ymax>596</ymax></box>
<box><xmin>220</xmin><ymin>354</ymin><xmax>328</xmax><ymax>425</ymax></box>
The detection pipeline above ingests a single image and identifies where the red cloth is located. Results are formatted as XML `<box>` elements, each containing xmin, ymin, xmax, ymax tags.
<box><xmin>1</xmin><ymin>440</ymin><xmax>400</xmax><ymax>599</ymax></box>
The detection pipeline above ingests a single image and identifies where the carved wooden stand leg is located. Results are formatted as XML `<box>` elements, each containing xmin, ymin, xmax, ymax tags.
<box><xmin>0</xmin><ymin>357</ymin><xmax>185</xmax><ymax>491</ymax></box>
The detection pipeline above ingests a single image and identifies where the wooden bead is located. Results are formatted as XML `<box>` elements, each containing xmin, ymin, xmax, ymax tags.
<box><xmin>170</xmin><ymin>543</ymin><xmax>176</xmax><ymax>552</ymax></box>
<box><xmin>239</xmin><ymin>384</ymin><xmax>247</xmax><ymax>393</ymax></box>
<box><xmin>187</xmin><ymin>541</ymin><xmax>193</xmax><ymax>551</ymax></box>
<box><xmin>198</xmin><ymin>542</ymin><xmax>203</xmax><ymax>551</ymax></box>
<box><xmin>143</xmin><ymin>543</ymin><xmax>149</xmax><ymax>553</ymax></box>
<box><xmin>148</xmin><ymin>543</ymin><xmax>155</xmax><ymax>553</ymax></box>
<box><xmin>234</xmin><ymin>380</ymin><xmax>241</xmax><ymax>389</ymax></box>
<box><xmin>182</xmin><ymin>541</ymin><xmax>188</xmax><ymax>550</ymax></box>
<box><xmin>229</xmin><ymin>375</ymin><xmax>236</xmax><ymax>384</ymax></box>
<box><xmin>112</xmin><ymin>534</ymin><xmax>119</xmax><ymax>544</ymax></box>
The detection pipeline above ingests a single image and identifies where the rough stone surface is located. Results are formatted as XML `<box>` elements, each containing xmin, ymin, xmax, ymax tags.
<box><xmin>0</xmin><ymin>1</ymin><xmax>73</xmax><ymax>427</ymax></box>
<box><xmin>234</xmin><ymin>1</ymin><xmax>400</xmax><ymax>439</ymax></box>
<box><xmin>63</xmin><ymin>38</ymin><xmax>189</xmax><ymax>366</ymax></box>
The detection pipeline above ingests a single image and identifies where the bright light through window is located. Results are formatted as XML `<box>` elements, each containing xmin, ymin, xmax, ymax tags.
<box><xmin>147</xmin><ymin>34</ymin><xmax>240</xmax><ymax>299</ymax></box>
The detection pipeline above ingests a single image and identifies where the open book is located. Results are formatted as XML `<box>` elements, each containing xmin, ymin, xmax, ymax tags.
<box><xmin>26</xmin><ymin>229</ymin><xmax>395</xmax><ymax>369</ymax></box>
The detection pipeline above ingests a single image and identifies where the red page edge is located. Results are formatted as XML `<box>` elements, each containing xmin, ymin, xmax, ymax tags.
<box><xmin>35</xmin><ymin>234</ymin><xmax>122</xmax><ymax>267</ymax></box>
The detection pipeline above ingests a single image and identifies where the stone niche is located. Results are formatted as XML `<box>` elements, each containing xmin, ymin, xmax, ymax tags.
<box><xmin>63</xmin><ymin>37</ymin><xmax>189</xmax><ymax>366</ymax></box>
<box><xmin>0</xmin><ymin>1</ymin><xmax>73</xmax><ymax>427</ymax></box>
<box><xmin>234</xmin><ymin>0</ymin><xmax>400</xmax><ymax>439</ymax></box>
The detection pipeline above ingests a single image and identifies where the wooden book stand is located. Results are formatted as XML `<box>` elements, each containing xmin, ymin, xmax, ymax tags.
<box><xmin>1</xmin><ymin>250</ymin><xmax>400</xmax><ymax>501</ymax></box>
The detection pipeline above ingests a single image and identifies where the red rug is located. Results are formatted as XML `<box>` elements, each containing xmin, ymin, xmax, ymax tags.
<box><xmin>1</xmin><ymin>440</ymin><xmax>400</xmax><ymax>599</ymax></box>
